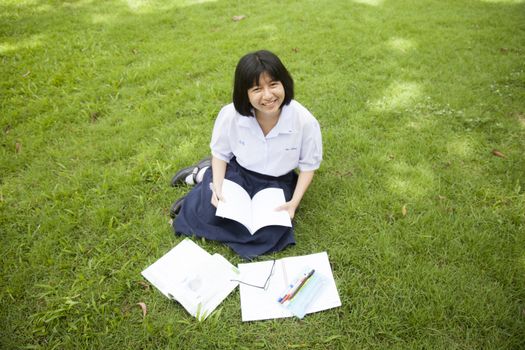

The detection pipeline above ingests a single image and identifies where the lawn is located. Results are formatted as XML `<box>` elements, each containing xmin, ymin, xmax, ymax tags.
<box><xmin>1</xmin><ymin>0</ymin><xmax>524</xmax><ymax>348</ymax></box>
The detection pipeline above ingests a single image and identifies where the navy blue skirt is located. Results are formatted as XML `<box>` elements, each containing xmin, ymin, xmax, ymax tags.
<box><xmin>173</xmin><ymin>158</ymin><xmax>298</xmax><ymax>259</ymax></box>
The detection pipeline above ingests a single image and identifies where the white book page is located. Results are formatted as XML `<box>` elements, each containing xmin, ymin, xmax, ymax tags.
<box><xmin>141</xmin><ymin>239</ymin><xmax>210</xmax><ymax>300</ymax></box>
<box><xmin>216</xmin><ymin>179</ymin><xmax>253</xmax><ymax>231</ymax></box>
<box><xmin>141</xmin><ymin>239</ymin><xmax>239</xmax><ymax>320</ymax></box>
<box><xmin>197</xmin><ymin>254</ymin><xmax>239</xmax><ymax>318</ymax></box>
<box><xmin>171</xmin><ymin>254</ymin><xmax>239</xmax><ymax>320</ymax></box>
<box><xmin>251</xmin><ymin>187</ymin><xmax>292</xmax><ymax>234</ymax></box>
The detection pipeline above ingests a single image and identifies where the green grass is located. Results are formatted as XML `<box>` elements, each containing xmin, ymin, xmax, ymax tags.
<box><xmin>1</xmin><ymin>0</ymin><xmax>524</xmax><ymax>348</ymax></box>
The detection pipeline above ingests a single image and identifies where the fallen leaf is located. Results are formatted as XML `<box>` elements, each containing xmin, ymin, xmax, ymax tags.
<box><xmin>137</xmin><ymin>302</ymin><xmax>147</xmax><ymax>318</ymax></box>
<box><xmin>232</xmin><ymin>15</ymin><xmax>246</xmax><ymax>22</ymax></box>
<box><xmin>292</xmin><ymin>48</ymin><xmax>299</xmax><ymax>53</ymax></box>
<box><xmin>137</xmin><ymin>281</ymin><xmax>150</xmax><ymax>290</ymax></box>
<box><xmin>15</xmin><ymin>142</ymin><xmax>22</xmax><ymax>153</ymax></box>
<box><xmin>491</xmin><ymin>149</ymin><xmax>506</xmax><ymax>158</ymax></box>
<box><xmin>90</xmin><ymin>111</ymin><xmax>100</xmax><ymax>123</ymax></box>
<box><xmin>335</xmin><ymin>170</ymin><xmax>353</xmax><ymax>177</ymax></box>
<box><xmin>500</xmin><ymin>47</ymin><xmax>519</xmax><ymax>54</ymax></box>
<box><xmin>401</xmin><ymin>204</ymin><xmax>407</xmax><ymax>217</ymax></box>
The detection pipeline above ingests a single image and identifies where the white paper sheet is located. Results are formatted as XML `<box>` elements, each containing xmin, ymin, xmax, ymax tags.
<box><xmin>141</xmin><ymin>239</ymin><xmax>239</xmax><ymax>320</ymax></box>
<box><xmin>237</xmin><ymin>252</ymin><xmax>341</xmax><ymax>321</ymax></box>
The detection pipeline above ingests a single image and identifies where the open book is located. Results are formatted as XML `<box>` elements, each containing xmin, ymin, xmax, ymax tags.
<box><xmin>141</xmin><ymin>239</ymin><xmax>239</xmax><ymax>321</ymax></box>
<box><xmin>215</xmin><ymin>179</ymin><xmax>292</xmax><ymax>235</ymax></box>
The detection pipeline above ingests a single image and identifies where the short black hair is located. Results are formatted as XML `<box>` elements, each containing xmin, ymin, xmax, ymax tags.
<box><xmin>233</xmin><ymin>50</ymin><xmax>294</xmax><ymax>116</ymax></box>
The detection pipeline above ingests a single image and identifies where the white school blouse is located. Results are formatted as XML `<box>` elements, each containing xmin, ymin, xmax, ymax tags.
<box><xmin>210</xmin><ymin>100</ymin><xmax>322</xmax><ymax>177</ymax></box>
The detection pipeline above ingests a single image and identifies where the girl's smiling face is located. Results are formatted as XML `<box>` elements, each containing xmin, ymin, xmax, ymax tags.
<box><xmin>247</xmin><ymin>72</ymin><xmax>285</xmax><ymax>117</ymax></box>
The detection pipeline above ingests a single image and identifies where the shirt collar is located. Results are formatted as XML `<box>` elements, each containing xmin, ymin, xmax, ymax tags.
<box><xmin>237</xmin><ymin>103</ymin><xmax>296</xmax><ymax>137</ymax></box>
<box><xmin>238</xmin><ymin>115</ymin><xmax>253</xmax><ymax>128</ymax></box>
<box><xmin>267</xmin><ymin>104</ymin><xmax>295</xmax><ymax>138</ymax></box>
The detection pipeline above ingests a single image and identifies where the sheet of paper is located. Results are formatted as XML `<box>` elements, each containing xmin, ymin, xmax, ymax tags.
<box><xmin>141</xmin><ymin>239</ymin><xmax>239</xmax><ymax>320</ymax></box>
<box><xmin>141</xmin><ymin>239</ymin><xmax>209</xmax><ymax>299</ymax></box>
<box><xmin>238</xmin><ymin>252</ymin><xmax>341</xmax><ymax>321</ymax></box>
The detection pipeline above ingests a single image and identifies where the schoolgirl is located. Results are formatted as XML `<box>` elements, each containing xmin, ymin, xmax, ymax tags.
<box><xmin>170</xmin><ymin>50</ymin><xmax>322</xmax><ymax>259</ymax></box>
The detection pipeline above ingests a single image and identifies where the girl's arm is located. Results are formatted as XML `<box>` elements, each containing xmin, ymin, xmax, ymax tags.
<box><xmin>210</xmin><ymin>156</ymin><xmax>228</xmax><ymax>207</ymax></box>
<box><xmin>276</xmin><ymin>170</ymin><xmax>315</xmax><ymax>219</ymax></box>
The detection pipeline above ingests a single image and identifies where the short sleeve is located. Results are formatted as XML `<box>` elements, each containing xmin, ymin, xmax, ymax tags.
<box><xmin>298</xmin><ymin>118</ymin><xmax>323</xmax><ymax>172</ymax></box>
<box><xmin>210</xmin><ymin>105</ymin><xmax>234</xmax><ymax>162</ymax></box>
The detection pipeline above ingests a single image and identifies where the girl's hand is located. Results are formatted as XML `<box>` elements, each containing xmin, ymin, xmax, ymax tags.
<box><xmin>275</xmin><ymin>201</ymin><xmax>298</xmax><ymax>219</ymax></box>
<box><xmin>210</xmin><ymin>183</ymin><xmax>225</xmax><ymax>207</ymax></box>
<box><xmin>276</xmin><ymin>170</ymin><xmax>314</xmax><ymax>220</ymax></box>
